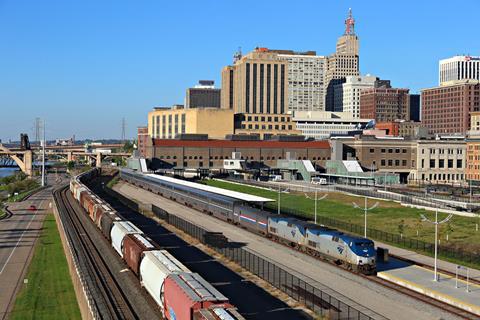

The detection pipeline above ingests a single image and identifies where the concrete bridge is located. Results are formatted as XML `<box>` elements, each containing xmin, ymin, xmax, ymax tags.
<box><xmin>0</xmin><ymin>143</ymin><xmax>130</xmax><ymax>176</ymax></box>
<box><xmin>0</xmin><ymin>145</ymin><xmax>33</xmax><ymax>176</ymax></box>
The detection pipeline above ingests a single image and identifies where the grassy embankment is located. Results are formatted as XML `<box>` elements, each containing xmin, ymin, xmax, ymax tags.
<box><xmin>0</xmin><ymin>172</ymin><xmax>40</xmax><ymax>203</ymax></box>
<box><xmin>205</xmin><ymin>180</ymin><xmax>480</xmax><ymax>266</ymax></box>
<box><xmin>10</xmin><ymin>214</ymin><xmax>81</xmax><ymax>320</ymax></box>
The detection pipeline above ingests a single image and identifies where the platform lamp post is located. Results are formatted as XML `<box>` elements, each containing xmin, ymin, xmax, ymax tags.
<box><xmin>272</xmin><ymin>185</ymin><xmax>289</xmax><ymax>215</ymax></box>
<box><xmin>305</xmin><ymin>190</ymin><xmax>327</xmax><ymax>224</ymax></box>
<box><xmin>420</xmin><ymin>209</ymin><xmax>453</xmax><ymax>281</ymax></box>
<box><xmin>41</xmin><ymin>119</ymin><xmax>46</xmax><ymax>187</ymax></box>
<box><xmin>352</xmin><ymin>197</ymin><xmax>379</xmax><ymax>238</ymax></box>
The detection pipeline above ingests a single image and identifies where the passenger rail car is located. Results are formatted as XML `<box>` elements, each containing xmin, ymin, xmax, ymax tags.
<box><xmin>120</xmin><ymin>169</ymin><xmax>377</xmax><ymax>275</ymax></box>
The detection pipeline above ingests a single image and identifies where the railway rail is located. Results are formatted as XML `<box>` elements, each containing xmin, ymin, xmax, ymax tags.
<box><xmin>54</xmin><ymin>186</ymin><xmax>139</xmax><ymax>320</ymax></box>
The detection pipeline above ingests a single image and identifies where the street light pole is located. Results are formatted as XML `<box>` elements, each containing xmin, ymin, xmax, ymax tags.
<box><xmin>277</xmin><ymin>184</ymin><xmax>281</xmax><ymax>215</ymax></box>
<box><xmin>306</xmin><ymin>190</ymin><xmax>327</xmax><ymax>224</ymax></box>
<box><xmin>421</xmin><ymin>208</ymin><xmax>453</xmax><ymax>281</ymax></box>
<box><xmin>353</xmin><ymin>197</ymin><xmax>379</xmax><ymax>238</ymax></box>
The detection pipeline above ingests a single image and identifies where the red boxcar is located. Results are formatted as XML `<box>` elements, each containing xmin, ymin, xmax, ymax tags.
<box><xmin>123</xmin><ymin>233</ymin><xmax>156</xmax><ymax>275</ymax></box>
<box><xmin>163</xmin><ymin>273</ymin><xmax>231</xmax><ymax>320</ymax></box>
<box><xmin>193</xmin><ymin>307</ymin><xmax>245</xmax><ymax>320</ymax></box>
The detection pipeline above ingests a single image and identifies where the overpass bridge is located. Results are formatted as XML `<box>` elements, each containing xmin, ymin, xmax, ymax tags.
<box><xmin>1</xmin><ymin>143</ymin><xmax>130</xmax><ymax>176</ymax></box>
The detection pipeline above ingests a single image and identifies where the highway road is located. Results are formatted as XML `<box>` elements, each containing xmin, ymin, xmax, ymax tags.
<box><xmin>114</xmin><ymin>181</ymin><xmax>463</xmax><ymax>320</ymax></box>
<box><xmin>0</xmin><ymin>174</ymin><xmax>66</xmax><ymax>320</ymax></box>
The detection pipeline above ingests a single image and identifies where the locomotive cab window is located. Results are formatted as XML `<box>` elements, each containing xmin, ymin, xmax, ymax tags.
<box><xmin>269</xmin><ymin>227</ymin><xmax>277</xmax><ymax>233</ymax></box>
<box><xmin>308</xmin><ymin>240</ymin><xmax>316</xmax><ymax>248</ymax></box>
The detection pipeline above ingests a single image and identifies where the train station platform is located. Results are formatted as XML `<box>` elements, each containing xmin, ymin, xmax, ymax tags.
<box><xmin>375</xmin><ymin>241</ymin><xmax>480</xmax><ymax>281</ymax></box>
<box><xmin>378</xmin><ymin>258</ymin><xmax>480</xmax><ymax>316</ymax></box>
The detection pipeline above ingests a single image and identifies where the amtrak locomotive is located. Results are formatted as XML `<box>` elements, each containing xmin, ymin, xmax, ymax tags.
<box><xmin>120</xmin><ymin>169</ymin><xmax>377</xmax><ymax>275</ymax></box>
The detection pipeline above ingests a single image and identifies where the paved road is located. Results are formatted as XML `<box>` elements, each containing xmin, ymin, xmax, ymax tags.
<box><xmin>0</xmin><ymin>174</ymin><xmax>65</xmax><ymax>320</ymax></box>
<box><xmin>115</xmin><ymin>181</ymin><xmax>463</xmax><ymax>320</ymax></box>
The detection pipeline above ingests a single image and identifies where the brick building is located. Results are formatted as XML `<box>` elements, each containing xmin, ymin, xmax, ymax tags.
<box><xmin>360</xmin><ymin>88</ymin><xmax>410</xmax><ymax>122</ymax></box>
<box><xmin>466</xmin><ymin>112</ymin><xmax>480</xmax><ymax>184</ymax></box>
<box><xmin>145</xmin><ymin>138</ymin><xmax>331</xmax><ymax>170</ymax></box>
<box><xmin>421</xmin><ymin>81</ymin><xmax>480</xmax><ymax>134</ymax></box>
<box><xmin>137</xmin><ymin>126</ymin><xmax>148</xmax><ymax>157</ymax></box>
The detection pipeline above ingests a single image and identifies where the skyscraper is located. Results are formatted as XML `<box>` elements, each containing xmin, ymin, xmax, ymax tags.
<box><xmin>439</xmin><ymin>56</ymin><xmax>480</xmax><ymax>86</ymax></box>
<box><xmin>325</xmin><ymin>9</ymin><xmax>360</xmax><ymax>111</ymax></box>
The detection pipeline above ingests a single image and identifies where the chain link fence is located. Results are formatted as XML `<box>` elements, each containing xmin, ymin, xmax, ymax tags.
<box><xmin>151</xmin><ymin>205</ymin><xmax>378</xmax><ymax>320</ymax></box>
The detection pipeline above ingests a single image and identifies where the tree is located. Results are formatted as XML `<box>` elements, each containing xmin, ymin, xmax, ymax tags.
<box><xmin>66</xmin><ymin>161</ymin><xmax>75</xmax><ymax>171</ymax></box>
<box><xmin>123</xmin><ymin>141</ymin><xmax>134</xmax><ymax>153</ymax></box>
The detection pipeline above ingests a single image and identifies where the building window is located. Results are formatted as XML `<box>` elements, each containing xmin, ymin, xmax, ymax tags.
<box><xmin>381</xmin><ymin>159</ymin><xmax>386</xmax><ymax>166</ymax></box>
<box><xmin>369</xmin><ymin>148</ymin><xmax>374</xmax><ymax>153</ymax></box>
<box><xmin>395</xmin><ymin>160</ymin><xmax>400</xmax><ymax>166</ymax></box>
<box><xmin>181</xmin><ymin>114</ymin><xmax>186</xmax><ymax>133</ymax></box>
<box><xmin>402</xmin><ymin>160</ymin><xmax>407</xmax><ymax>166</ymax></box>
<box><xmin>388</xmin><ymin>149</ymin><xmax>393</xmax><ymax>153</ymax></box>
<box><xmin>430</xmin><ymin>159</ymin><xmax>435</xmax><ymax>168</ymax></box>
<box><xmin>381</xmin><ymin>149</ymin><xmax>386</xmax><ymax>153</ymax></box>
<box><xmin>388</xmin><ymin>160</ymin><xmax>393</xmax><ymax>166</ymax></box>
<box><xmin>246</xmin><ymin>63</ymin><xmax>250</xmax><ymax>113</ymax></box>
<box><xmin>448</xmin><ymin>159</ymin><xmax>453</xmax><ymax>168</ymax></box>
<box><xmin>457</xmin><ymin>159</ymin><xmax>463</xmax><ymax>168</ymax></box>
<box><xmin>402</xmin><ymin>149</ymin><xmax>407</xmax><ymax>153</ymax></box>
<box><xmin>395</xmin><ymin>149</ymin><xmax>400</xmax><ymax>153</ymax></box>
<box><xmin>439</xmin><ymin>159</ymin><xmax>445</xmax><ymax>168</ymax></box>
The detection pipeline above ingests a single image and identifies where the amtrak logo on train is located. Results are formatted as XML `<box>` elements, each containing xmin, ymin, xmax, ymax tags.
<box><xmin>337</xmin><ymin>246</ymin><xmax>344</xmax><ymax>254</ymax></box>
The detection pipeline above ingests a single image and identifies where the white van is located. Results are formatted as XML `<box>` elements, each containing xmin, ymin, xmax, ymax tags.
<box><xmin>311</xmin><ymin>177</ymin><xmax>327</xmax><ymax>185</ymax></box>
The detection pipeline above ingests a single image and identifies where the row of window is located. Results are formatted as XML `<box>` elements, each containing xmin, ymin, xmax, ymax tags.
<box><xmin>158</xmin><ymin>155</ymin><xmax>329</xmax><ymax>161</ymax></box>
<box><xmin>241</xmin><ymin>124</ymin><xmax>293</xmax><ymax>130</ymax></box>
<box><xmin>420</xmin><ymin>159</ymin><xmax>463</xmax><ymax>169</ymax></box>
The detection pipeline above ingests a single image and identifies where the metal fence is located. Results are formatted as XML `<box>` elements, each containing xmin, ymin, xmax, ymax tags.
<box><xmin>151</xmin><ymin>205</ymin><xmax>376</xmax><ymax>320</ymax></box>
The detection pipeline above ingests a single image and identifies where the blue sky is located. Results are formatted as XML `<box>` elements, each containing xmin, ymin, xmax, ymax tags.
<box><xmin>1</xmin><ymin>0</ymin><xmax>479</xmax><ymax>141</ymax></box>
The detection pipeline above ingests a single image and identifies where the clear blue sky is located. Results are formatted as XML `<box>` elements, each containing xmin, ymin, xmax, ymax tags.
<box><xmin>1</xmin><ymin>0</ymin><xmax>479</xmax><ymax>142</ymax></box>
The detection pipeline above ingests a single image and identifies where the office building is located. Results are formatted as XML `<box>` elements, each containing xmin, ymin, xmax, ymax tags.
<box><xmin>376</xmin><ymin>121</ymin><xmax>428</xmax><ymax>138</ymax></box>
<box><xmin>185</xmin><ymin>80</ymin><xmax>221</xmax><ymax>109</ymax></box>
<box><xmin>293</xmin><ymin>111</ymin><xmax>371</xmax><ymax>140</ymax></box>
<box><xmin>466</xmin><ymin>112</ymin><xmax>480</xmax><ymax>184</ymax></box>
<box><xmin>148</xmin><ymin>106</ymin><xmax>234</xmax><ymax>140</ymax></box>
<box><xmin>234</xmin><ymin>113</ymin><xmax>300</xmax><ymax>139</ymax></box>
<box><xmin>421</xmin><ymin>81</ymin><xmax>480</xmax><ymax>134</ymax></box>
<box><xmin>220</xmin><ymin>48</ymin><xmax>288</xmax><ymax>115</ymax></box>
<box><xmin>334</xmin><ymin>75</ymin><xmax>378</xmax><ymax>117</ymax></box>
<box><xmin>137</xmin><ymin>126</ymin><xmax>149</xmax><ymax>157</ymax></box>
<box><xmin>276</xmin><ymin>51</ymin><xmax>327</xmax><ymax>112</ymax></box>
<box><xmin>439</xmin><ymin>56</ymin><xmax>480</xmax><ymax>86</ymax></box>
<box><xmin>325</xmin><ymin>9</ymin><xmax>360</xmax><ymax>111</ymax></box>
<box><xmin>412</xmin><ymin>137</ymin><xmax>466</xmax><ymax>185</ymax></box>
<box><xmin>360</xmin><ymin>87</ymin><xmax>410</xmax><ymax>122</ymax></box>
<box><xmin>145</xmin><ymin>137</ymin><xmax>331</xmax><ymax>169</ymax></box>
<box><xmin>409</xmin><ymin>94</ymin><xmax>420</xmax><ymax>121</ymax></box>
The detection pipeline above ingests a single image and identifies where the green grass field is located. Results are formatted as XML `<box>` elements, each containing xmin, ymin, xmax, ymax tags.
<box><xmin>10</xmin><ymin>214</ymin><xmax>81</xmax><ymax>320</ymax></box>
<box><xmin>205</xmin><ymin>180</ymin><xmax>480</xmax><ymax>255</ymax></box>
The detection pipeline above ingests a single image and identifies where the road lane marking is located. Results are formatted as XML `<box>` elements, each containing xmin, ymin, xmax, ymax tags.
<box><xmin>0</xmin><ymin>199</ymin><xmax>45</xmax><ymax>275</ymax></box>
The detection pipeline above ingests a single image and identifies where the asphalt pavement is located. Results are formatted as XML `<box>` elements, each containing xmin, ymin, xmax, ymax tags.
<box><xmin>0</xmin><ymin>174</ymin><xmax>65</xmax><ymax>320</ymax></box>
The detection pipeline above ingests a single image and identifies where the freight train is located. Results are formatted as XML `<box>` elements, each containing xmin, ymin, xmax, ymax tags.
<box><xmin>119</xmin><ymin>169</ymin><xmax>377</xmax><ymax>275</ymax></box>
<box><xmin>69</xmin><ymin>169</ymin><xmax>245</xmax><ymax>320</ymax></box>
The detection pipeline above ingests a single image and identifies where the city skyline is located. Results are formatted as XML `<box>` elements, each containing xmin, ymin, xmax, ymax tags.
<box><xmin>1</xmin><ymin>0</ymin><xmax>479</xmax><ymax>141</ymax></box>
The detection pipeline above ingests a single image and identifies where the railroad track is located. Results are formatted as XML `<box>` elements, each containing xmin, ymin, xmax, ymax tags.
<box><xmin>54</xmin><ymin>186</ymin><xmax>139</xmax><ymax>320</ymax></box>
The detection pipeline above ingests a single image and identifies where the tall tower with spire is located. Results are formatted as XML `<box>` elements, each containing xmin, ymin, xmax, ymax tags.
<box><xmin>336</xmin><ymin>8</ymin><xmax>359</xmax><ymax>55</ymax></box>
<box><xmin>324</xmin><ymin>8</ymin><xmax>360</xmax><ymax>111</ymax></box>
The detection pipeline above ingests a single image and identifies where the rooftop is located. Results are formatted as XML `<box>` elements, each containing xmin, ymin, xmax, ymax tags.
<box><xmin>145</xmin><ymin>173</ymin><xmax>274</xmax><ymax>203</ymax></box>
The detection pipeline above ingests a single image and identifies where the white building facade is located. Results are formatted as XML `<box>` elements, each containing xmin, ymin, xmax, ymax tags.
<box><xmin>334</xmin><ymin>75</ymin><xmax>377</xmax><ymax>118</ymax></box>
<box><xmin>439</xmin><ymin>55</ymin><xmax>480</xmax><ymax>86</ymax></box>
<box><xmin>278</xmin><ymin>54</ymin><xmax>327</xmax><ymax>112</ymax></box>
<box><xmin>293</xmin><ymin>111</ymin><xmax>371</xmax><ymax>140</ymax></box>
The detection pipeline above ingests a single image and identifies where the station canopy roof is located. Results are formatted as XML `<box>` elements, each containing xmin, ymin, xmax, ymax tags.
<box><xmin>145</xmin><ymin>174</ymin><xmax>274</xmax><ymax>203</ymax></box>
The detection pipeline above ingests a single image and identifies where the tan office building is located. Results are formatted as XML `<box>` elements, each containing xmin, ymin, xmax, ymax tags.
<box><xmin>148</xmin><ymin>107</ymin><xmax>234</xmax><ymax>140</ymax></box>
<box><xmin>221</xmin><ymin>48</ymin><xmax>288</xmax><ymax>115</ymax></box>
<box><xmin>466</xmin><ymin>112</ymin><xmax>480</xmax><ymax>183</ymax></box>
<box><xmin>234</xmin><ymin>113</ymin><xmax>301</xmax><ymax>139</ymax></box>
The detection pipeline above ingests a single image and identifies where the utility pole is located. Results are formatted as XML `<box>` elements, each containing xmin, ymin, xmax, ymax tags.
<box><xmin>121</xmin><ymin>117</ymin><xmax>126</xmax><ymax>142</ymax></box>
<box><xmin>353</xmin><ymin>197</ymin><xmax>379</xmax><ymax>238</ymax></box>
<box><xmin>41</xmin><ymin>119</ymin><xmax>46</xmax><ymax>187</ymax></box>
<box><xmin>420</xmin><ymin>209</ymin><xmax>453</xmax><ymax>281</ymax></box>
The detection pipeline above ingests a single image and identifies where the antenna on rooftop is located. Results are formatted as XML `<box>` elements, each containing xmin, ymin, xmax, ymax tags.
<box><xmin>233</xmin><ymin>47</ymin><xmax>242</xmax><ymax>64</ymax></box>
